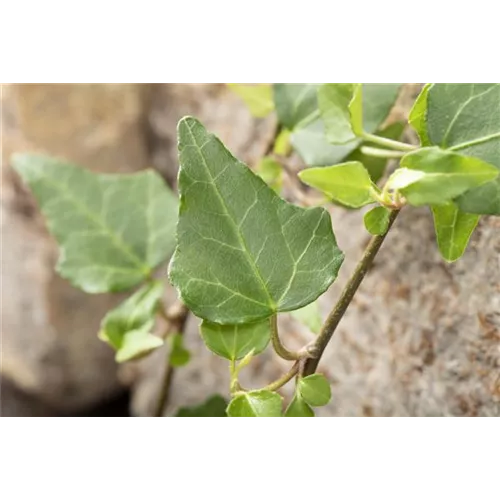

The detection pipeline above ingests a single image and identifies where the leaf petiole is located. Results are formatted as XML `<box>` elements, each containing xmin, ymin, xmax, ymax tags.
<box><xmin>360</xmin><ymin>146</ymin><xmax>407</xmax><ymax>159</ymax></box>
<box><xmin>362</xmin><ymin>132</ymin><xmax>416</xmax><ymax>152</ymax></box>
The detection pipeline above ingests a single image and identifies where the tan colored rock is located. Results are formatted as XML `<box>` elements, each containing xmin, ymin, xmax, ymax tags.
<box><xmin>1</xmin><ymin>84</ymin><xmax>150</xmax><ymax>412</ymax></box>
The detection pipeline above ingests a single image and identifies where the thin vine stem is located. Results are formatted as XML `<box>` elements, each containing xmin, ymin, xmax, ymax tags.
<box><xmin>303</xmin><ymin>210</ymin><xmax>400</xmax><ymax>376</ymax></box>
<box><xmin>270</xmin><ymin>315</ymin><xmax>302</xmax><ymax>361</ymax></box>
<box><xmin>262</xmin><ymin>362</ymin><xmax>299</xmax><ymax>392</ymax></box>
<box><xmin>362</xmin><ymin>132</ymin><xmax>416</xmax><ymax>152</ymax></box>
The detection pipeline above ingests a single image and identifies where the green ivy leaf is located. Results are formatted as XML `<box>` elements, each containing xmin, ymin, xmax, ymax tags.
<box><xmin>169</xmin><ymin>117</ymin><xmax>344</xmax><ymax>324</ymax></box>
<box><xmin>273</xmin><ymin>84</ymin><xmax>319</xmax><ymax>130</ymax></box>
<box><xmin>299</xmin><ymin>161</ymin><xmax>377</xmax><ymax>208</ymax></box>
<box><xmin>227</xmin><ymin>390</ymin><xmax>283</xmax><ymax>417</ymax></box>
<box><xmin>175</xmin><ymin>395</ymin><xmax>228</xmax><ymax>417</ymax></box>
<box><xmin>284</xmin><ymin>395</ymin><xmax>315</xmax><ymax>417</ymax></box>
<box><xmin>255</xmin><ymin>156</ymin><xmax>283</xmax><ymax>193</ymax></box>
<box><xmin>364</xmin><ymin>206</ymin><xmax>391</xmax><ymax>235</ymax></box>
<box><xmin>292</xmin><ymin>84</ymin><xmax>401</xmax><ymax>167</ymax></box>
<box><xmin>298</xmin><ymin>374</ymin><xmax>331</xmax><ymax>407</ymax></box>
<box><xmin>431</xmin><ymin>204</ymin><xmax>480</xmax><ymax>262</ymax></box>
<box><xmin>168</xmin><ymin>333</ymin><xmax>191</xmax><ymax>367</ymax></box>
<box><xmin>12</xmin><ymin>154</ymin><xmax>178</xmax><ymax>293</ymax></box>
<box><xmin>425</xmin><ymin>84</ymin><xmax>500</xmax><ymax>215</ymax></box>
<box><xmin>98</xmin><ymin>281</ymin><xmax>164</xmax><ymax>363</ymax></box>
<box><xmin>228</xmin><ymin>84</ymin><xmax>274</xmax><ymax>118</ymax></box>
<box><xmin>408</xmin><ymin>83</ymin><xmax>431</xmax><ymax>147</ymax></box>
<box><xmin>345</xmin><ymin>122</ymin><xmax>406</xmax><ymax>182</ymax></box>
<box><xmin>392</xmin><ymin>147</ymin><xmax>498</xmax><ymax>206</ymax></box>
<box><xmin>291</xmin><ymin>300</ymin><xmax>322</xmax><ymax>334</ymax></box>
<box><xmin>200</xmin><ymin>319</ymin><xmax>270</xmax><ymax>361</ymax></box>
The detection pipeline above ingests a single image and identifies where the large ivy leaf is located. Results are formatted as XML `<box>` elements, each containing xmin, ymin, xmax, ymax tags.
<box><xmin>200</xmin><ymin>319</ymin><xmax>270</xmax><ymax>361</ymax></box>
<box><xmin>431</xmin><ymin>204</ymin><xmax>480</xmax><ymax>262</ymax></box>
<box><xmin>98</xmin><ymin>281</ymin><xmax>164</xmax><ymax>363</ymax></box>
<box><xmin>273</xmin><ymin>84</ymin><xmax>319</xmax><ymax>130</ymax></box>
<box><xmin>424</xmin><ymin>84</ymin><xmax>500</xmax><ymax>215</ymax></box>
<box><xmin>298</xmin><ymin>161</ymin><xmax>377</xmax><ymax>208</ymax></box>
<box><xmin>291</xmin><ymin>84</ymin><xmax>401</xmax><ymax>168</ymax></box>
<box><xmin>390</xmin><ymin>148</ymin><xmax>498</xmax><ymax>206</ymax></box>
<box><xmin>227</xmin><ymin>390</ymin><xmax>282</xmax><ymax>417</ymax></box>
<box><xmin>298</xmin><ymin>374</ymin><xmax>331</xmax><ymax>407</ymax></box>
<box><xmin>228</xmin><ymin>84</ymin><xmax>274</xmax><ymax>118</ymax></box>
<box><xmin>175</xmin><ymin>395</ymin><xmax>228</xmax><ymax>417</ymax></box>
<box><xmin>12</xmin><ymin>154</ymin><xmax>178</xmax><ymax>293</ymax></box>
<box><xmin>169</xmin><ymin>117</ymin><xmax>344</xmax><ymax>324</ymax></box>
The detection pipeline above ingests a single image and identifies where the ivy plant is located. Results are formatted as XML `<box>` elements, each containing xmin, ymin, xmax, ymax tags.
<box><xmin>12</xmin><ymin>83</ymin><xmax>499</xmax><ymax>417</ymax></box>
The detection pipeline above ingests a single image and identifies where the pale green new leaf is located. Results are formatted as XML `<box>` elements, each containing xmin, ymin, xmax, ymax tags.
<box><xmin>227</xmin><ymin>390</ymin><xmax>282</xmax><ymax>417</ymax></box>
<box><xmin>176</xmin><ymin>395</ymin><xmax>228</xmax><ymax>417</ymax></box>
<box><xmin>12</xmin><ymin>154</ymin><xmax>178</xmax><ymax>293</ymax></box>
<box><xmin>273</xmin><ymin>129</ymin><xmax>292</xmax><ymax>156</ymax></box>
<box><xmin>431</xmin><ymin>204</ymin><xmax>480</xmax><ymax>262</ymax></box>
<box><xmin>255</xmin><ymin>156</ymin><xmax>283</xmax><ymax>193</ymax></box>
<box><xmin>169</xmin><ymin>117</ymin><xmax>344</xmax><ymax>324</ymax></box>
<box><xmin>169</xmin><ymin>333</ymin><xmax>191</xmax><ymax>367</ymax></box>
<box><xmin>299</xmin><ymin>161</ymin><xmax>377</xmax><ymax>208</ymax></box>
<box><xmin>291</xmin><ymin>300</ymin><xmax>322</xmax><ymax>334</ymax></box>
<box><xmin>284</xmin><ymin>395</ymin><xmax>315</xmax><ymax>417</ymax></box>
<box><xmin>98</xmin><ymin>281</ymin><xmax>164</xmax><ymax>363</ymax></box>
<box><xmin>291</xmin><ymin>84</ymin><xmax>401</xmax><ymax>168</ymax></box>
<box><xmin>273</xmin><ymin>84</ymin><xmax>319</xmax><ymax>130</ymax></box>
<box><xmin>228</xmin><ymin>84</ymin><xmax>274</xmax><ymax>118</ymax></box>
<box><xmin>200</xmin><ymin>319</ymin><xmax>270</xmax><ymax>361</ymax></box>
<box><xmin>409</xmin><ymin>83</ymin><xmax>431</xmax><ymax>147</ymax></box>
<box><xmin>364</xmin><ymin>206</ymin><xmax>391</xmax><ymax>235</ymax></box>
<box><xmin>392</xmin><ymin>147</ymin><xmax>499</xmax><ymax>206</ymax></box>
<box><xmin>298</xmin><ymin>374</ymin><xmax>331</xmax><ymax>407</ymax></box>
<box><xmin>425</xmin><ymin>83</ymin><xmax>500</xmax><ymax>215</ymax></box>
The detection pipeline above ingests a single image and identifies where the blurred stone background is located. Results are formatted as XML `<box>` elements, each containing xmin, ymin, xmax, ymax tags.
<box><xmin>1</xmin><ymin>84</ymin><xmax>499</xmax><ymax>417</ymax></box>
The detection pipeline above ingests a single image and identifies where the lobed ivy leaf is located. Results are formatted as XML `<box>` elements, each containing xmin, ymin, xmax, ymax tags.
<box><xmin>11</xmin><ymin>154</ymin><xmax>178</xmax><ymax>293</ymax></box>
<box><xmin>431</xmin><ymin>204</ymin><xmax>480</xmax><ymax>262</ymax></box>
<box><xmin>291</xmin><ymin>84</ymin><xmax>401</xmax><ymax>168</ymax></box>
<box><xmin>168</xmin><ymin>333</ymin><xmax>191</xmax><ymax>367</ymax></box>
<box><xmin>298</xmin><ymin>374</ymin><xmax>331</xmax><ymax>407</ymax></box>
<box><xmin>391</xmin><ymin>147</ymin><xmax>498</xmax><ymax>206</ymax></box>
<box><xmin>299</xmin><ymin>161</ymin><xmax>377</xmax><ymax>208</ymax></box>
<box><xmin>200</xmin><ymin>319</ymin><xmax>270</xmax><ymax>361</ymax></box>
<box><xmin>364</xmin><ymin>206</ymin><xmax>392</xmax><ymax>236</ymax></box>
<box><xmin>284</xmin><ymin>395</ymin><xmax>315</xmax><ymax>417</ymax></box>
<box><xmin>175</xmin><ymin>395</ymin><xmax>228</xmax><ymax>417</ymax></box>
<box><xmin>98</xmin><ymin>281</ymin><xmax>164</xmax><ymax>363</ymax></box>
<box><xmin>255</xmin><ymin>156</ymin><xmax>283</xmax><ymax>194</ymax></box>
<box><xmin>228</xmin><ymin>84</ymin><xmax>274</xmax><ymax>118</ymax></box>
<box><xmin>273</xmin><ymin>84</ymin><xmax>319</xmax><ymax>130</ymax></box>
<box><xmin>169</xmin><ymin>117</ymin><xmax>344</xmax><ymax>324</ymax></box>
<box><xmin>227</xmin><ymin>390</ymin><xmax>283</xmax><ymax>417</ymax></box>
<box><xmin>291</xmin><ymin>300</ymin><xmax>322</xmax><ymax>335</ymax></box>
<box><xmin>419</xmin><ymin>84</ymin><xmax>500</xmax><ymax>215</ymax></box>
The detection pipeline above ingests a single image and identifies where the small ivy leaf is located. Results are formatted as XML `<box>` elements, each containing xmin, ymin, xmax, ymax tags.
<box><xmin>408</xmin><ymin>83</ymin><xmax>431</xmax><ymax>147</ymax></box>
<box><xmin>200</xmin><ymin>319</ymin><xmax>270</xmax><ymax>361</ymax></box>
<box><xmin>393</xmin><ymin>147</ymin><xmax>499</xmax><ymax>206</ymax></box>
<box><xmin>255</xmin><ymin>156</ymin><xmax>283</xmax><ymax>193</ymax></box>
<box><xmin>98</xmin><ymin>281</ymin><xmax>165</xmax><ymax>362</ymax></box>
<box><xmin>227</xmin><ymin>390</ymin><xmax>283</xmax><ymax>417</ymax></box>
<box><xmin>298</xmin><ymin>374</ymin><xmax>331</xmax><ymax>407</ymax></box>
<box><xmin>175</xmin><ymin>395</ymin><xmax>228</xmax><ymax>417</ymax></box>
<box><xmin>11</xmin><ymin>154</ymin><xmax>178</xmax><ymax>293</ymax></box>
<box><xmin>431</xmin><ymin>204</ymin><xmax>480</xmax><ymax>262</ymax></box>
<box><xmin>345</xmin><ymin>122</ymin><xmax>406</xmax><ymax>182</ymax></box>
<box><xmin>291</xmin><ymin>301</ymin><xmax>322</xmax><ymax>334</ymax></box>
<box><xmin>168</xmin><ymin>333</ymin><xmax>191</xmax><ymax>367</ymax></box>
<box><xmin>299</xmin><ymin>161</ymin><xmax>377</xmax><ymax>208</ymax></box>
<box><xmin>284</xmin><ymin>395</ymin><xmax>315</xmax><ymax>417</ymax></box>
<box><xmin>425</xmin><ymin>83</ymin><xmax>500</xmax><ymax>215</ymax></box>
<box><xmin>318</xmin><ymin>83</ymin><xmax>358</xmax><ymax>144</ymax></box>
<box><xmin>273</xmin><ymin>129</ymin><xmax>292</xmax><ymax>156</ymax></box>
<box><xmin>273</xmin><ymin>84</ymin><xmax>319</xmax><ymax>130</ymax></box>
<box><xmin>228</xmin><ymin>84</ymin><xmax>274</xmax><ymax>118</ymax></box>
<box><xmin>364</xmin><ymin>206</ymin><xmax>392</xmax><ymax>236</ymax></box>
<box><xmin>291</xmin><ymin>84</ymin><xmax>401</xmax><ymax>168</ymax></box>
<box><xmin>169</xmin><ymin>117</ymin><xmax>344</xmax><ymax>324</ymax></box>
